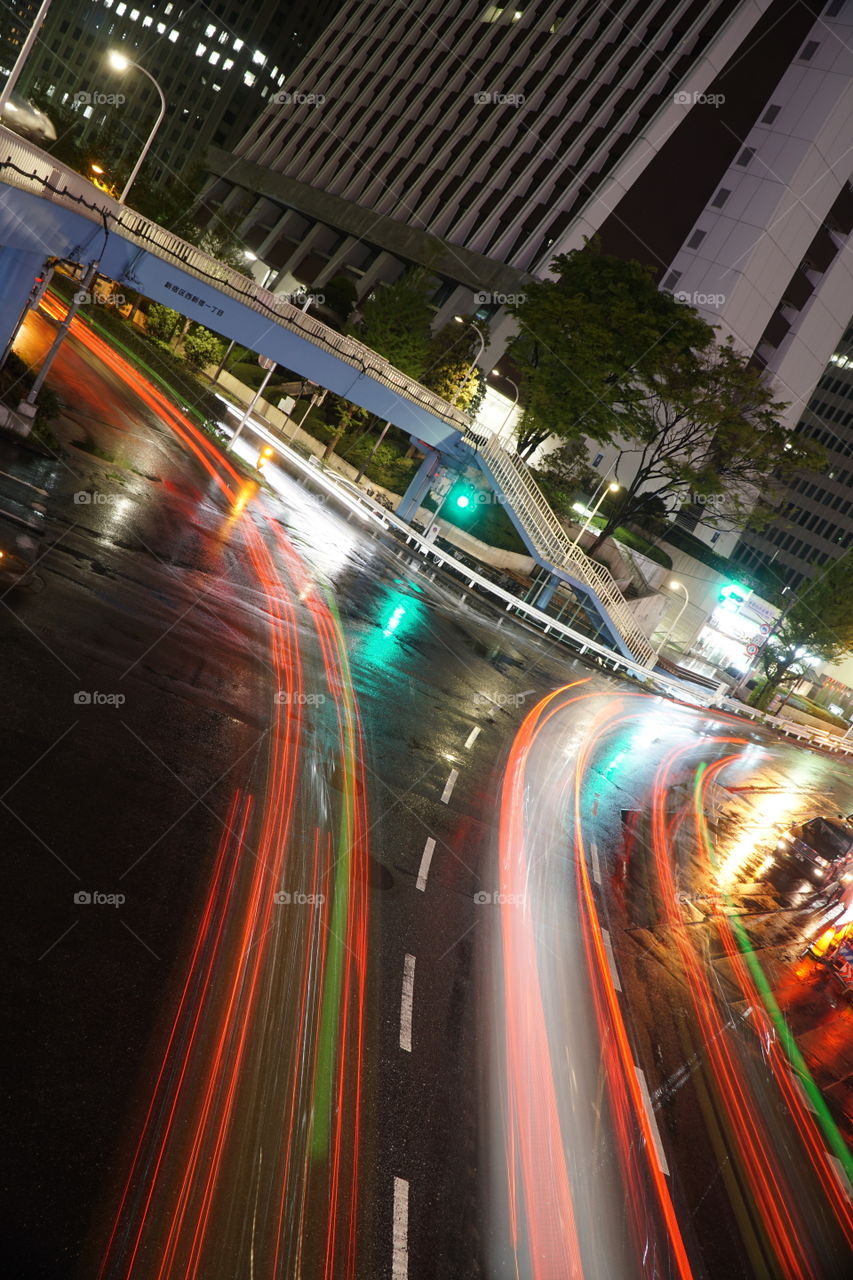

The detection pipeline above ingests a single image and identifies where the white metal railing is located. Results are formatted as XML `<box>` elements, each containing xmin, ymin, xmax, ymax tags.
<box><xmin>0</xmin><ymin>128</ymin><xmax>471</xmax><ymax>433</ymax></box>
<box><xmin>477</xmin><ymin>434</ymin><xmax>655</xmax><ymax>663</ymax></box>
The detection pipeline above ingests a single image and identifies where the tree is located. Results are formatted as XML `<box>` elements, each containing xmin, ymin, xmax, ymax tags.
<box><xmin>422</xmin><ymin>317</ymin><xmax>489</xmax><ymax>414</ymax></box>
<box><xmin>749</xmin><ymin>554</ymin><xmax>853</xmax><ymax>708</ymax></box>
<box><xmin>507</xmin><ymin>239</ymin><xmax>711</xmax><ymax>459</ymax></box>
<box><xmin>319</xmin><ymin>275</ymin><xmax>358</xmax><ymax>328</ymax></box>
<box><xmin>183</xmin><ymin>324</ymin><xmax>226</xmax><ymax>371</ymax></box>
<box><xmin>146</xmin><ymin>302</ymin><xmax>180</xmax><ymax>342</ymax></box>
<box><xmin>323</xmin><ymin>398</ymin><xmax>368</xmax><ymax>460</ymax></box>
<box><xmin>347</xmin><ymin>268</ymin><xmax>435</xmax><ymax>378</ymax></box>
<box><xmin>584</xmin><ymin>336</ymin><xmax>820</xmax><ymax>551</ymax></box>
<box><xmin>531</xmin><ymin>440</ymin><xmax>600</xmax><ymax>517</ymax></box>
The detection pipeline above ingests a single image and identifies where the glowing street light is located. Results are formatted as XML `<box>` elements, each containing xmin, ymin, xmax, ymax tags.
<box><xmin>491</xmin><ymin>366</ymin><xmax>519</xmax><ymax>436</ymax></box>
<box><xmin>655</xmin><ymin>580</ymin><xmax>690</xmax><ymax>656</ymax></box>
<box><xmin>569</xmin><ymin>480</ymin><xmax>621</xmax><ymax>549</ymax></box>
<box><xmin>108</xmin><ymin>51</ymin><xmax>166</xmax><ymax>204</ymax></box>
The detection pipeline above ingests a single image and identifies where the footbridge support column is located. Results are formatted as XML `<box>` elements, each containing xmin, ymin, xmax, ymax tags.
<box><xmin>0</xmin><ymin>245</ymin><xmax>45</xmax><ymax>358</ymax></box>
<box><xmin>397</xmin><ymin>447</ymin><xmax>442</xmax><ymax>524</ymax></box>
<box><xmin>535</xmin><ymin>573</ymin><xmax>561</xmax><ymax>610</ymax></box>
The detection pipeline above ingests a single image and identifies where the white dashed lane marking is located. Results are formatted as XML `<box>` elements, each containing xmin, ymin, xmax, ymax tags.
<box><xmin>416</xmin><ymin>838</ymin><xmax>436</xmax><ymax>892</ymax></box>
<box><xmin>440</xmin><ymin>769</ymin><xmax>459</xmax><ymax>804</ymax></box>
<box><xmin>464</xmin><ymin>726</ymin><xmax>481</xmax><ymax>749</ymax></box>
<box><xmin>399</xmin><ymin>954</ymin><xmax>416</xmax><ymax>1052</ymax></box>
<box><xmin>635</xmin><ymin>1065</ymin><xmax>670</xmax><ymax>1176</ymax></box>
<box><xmin>590</xmin><ymin>840</ymin><xmax>602</xmax><ymax>885</ymax></box>
<box><xmin>392</xmin><ymin>1177</ymin><xmax>409</xmax><ymax>1278</ymax></box>
<box><xmin>601</xmin><ymin>927</ymin><xmax>622</xmax><ymax>992</ymax></box>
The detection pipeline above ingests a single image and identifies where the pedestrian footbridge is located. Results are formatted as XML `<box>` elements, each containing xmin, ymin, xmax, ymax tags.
<box><xmin>0</xmin><ymin>128</ymin><xmax>654</xmax><ymax>667</ymax></box>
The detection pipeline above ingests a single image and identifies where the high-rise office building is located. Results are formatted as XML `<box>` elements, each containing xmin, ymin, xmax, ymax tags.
<box><xmin>733</xmin><ymin>320</ymin><xmax>853</xmax><ymax>588</ymax></box>
<box><xmin>0</xmin><ymin>2</ymin><xmax>41</xmax><ymax>80</ymax></box>
<box><xmin>15</xmin><ymin>0</ymin><xmax>343</xmax><ymax>187</ymax></box>
<box><xmin>204</xmin><ymin>0</ymin><xmax>853</xmax><ymax>430</ymax></box>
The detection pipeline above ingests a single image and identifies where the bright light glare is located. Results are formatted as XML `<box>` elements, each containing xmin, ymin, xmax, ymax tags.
<box><xmin>109</xmin><ymin>51</ymin><xmax>130</xmax><ymax>70</ymax></box>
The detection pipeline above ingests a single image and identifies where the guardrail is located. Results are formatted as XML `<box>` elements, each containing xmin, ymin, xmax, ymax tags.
<box><xmin>0</xmin><ymin>128</ymin><xmax>472</xmax><ymax>434</ymax></box>
<box><xmin>241</xmin><ymin>428</ymin><xmax>708</xmax><ymax>704</ymax></box>
<box><xmin>717</xmin><ymin>697</ymin><xmax>853</xmax><ymax>756</ymax></box>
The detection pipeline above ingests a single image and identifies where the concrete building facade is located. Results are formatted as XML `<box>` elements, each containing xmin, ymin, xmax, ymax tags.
<box><xmin>203</xmin><ymin>0</ymin><xmax>853</xmax><ymax>433</ymax></box>
<box><xmin>15</xmin><ymin>0</ymin><xmax>344</xmax><ymax>187</ymax></box>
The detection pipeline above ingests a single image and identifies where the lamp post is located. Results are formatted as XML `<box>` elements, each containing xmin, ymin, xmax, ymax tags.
<box><xmin>108</xmin><ymin>52</ymin><xmax>166</xmax><ymax>204</ymax></box>
<box><xmin>655</xmin><ymin>580</ymin><xmax>689</xmax><ymax>656</ymax></box>
<box><xmin>569</xmin><ymin>481</ymin><xmax>621</xmax><ymax>549</ymax></box>
<box><xmin>0</xmin><ymin>0</ymin><xmax>54</xmax><ymax>116</ymax></box>
<box><xmin>453</xmin><ymin>315</ymin><xmax>485</xmax><ymax>405</ymax></box>
<box><xmin>491</xmin><ymin>367</ymin><xmax>519</xmax><ymax>437</ymax></box>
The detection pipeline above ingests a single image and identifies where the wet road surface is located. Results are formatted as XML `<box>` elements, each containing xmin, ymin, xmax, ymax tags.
<box><xmin>2</xmin><ymin>302</ymin><xmax>853</xmax><ymax>1279</ymax></box>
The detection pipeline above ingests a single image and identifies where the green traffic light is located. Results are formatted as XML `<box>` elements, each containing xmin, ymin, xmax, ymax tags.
<box><xmin>455</xmin><ymin>493</ymin><xmax>471</xmax><ymax>509</ymax></box>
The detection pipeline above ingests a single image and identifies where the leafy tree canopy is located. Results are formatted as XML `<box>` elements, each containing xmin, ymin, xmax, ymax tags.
<box><xmin>507</xmin><ymin>239</ymin><xmax>711</xmax><ymax>458</ymax></box>
<box><xmin>346</xmin><ymin>268</ymin><xmax>435</xmax><ymax>379</ymax></box>
<box><xmin>750</xmin><ymin>553</ymin><xmax>853</xmax><ymax>708</ymax></box>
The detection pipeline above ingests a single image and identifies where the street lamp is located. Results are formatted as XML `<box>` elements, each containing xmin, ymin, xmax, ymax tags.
<box><xmin>454</xmin><ymin>315</ymin><xmax>485</xmax><ymax>405</ymax></box>
<box><xmin>108</xmin><ymin>52</ymin><xmax>166</xmax><ymax>204</ymax></box>
<box><xmin>655</xmin><ymin>580</ymin><xmax>689</xmax><ymax>656</ymax></box>
<box><xmin>491</xmin><ymin>367</ymin><xmax>519</xmax><ymax>437</ymax></box>
<box><xmin>569</xmin><ymin>481</ymin><xmax>621</xmax><ymax>549</ymax></box>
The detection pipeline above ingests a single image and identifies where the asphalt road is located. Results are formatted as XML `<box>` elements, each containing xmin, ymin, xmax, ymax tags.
<box><xmin>2</xmin><ymin>302</ymin><xmax>853</xmax><ymax>1279</ymax></box>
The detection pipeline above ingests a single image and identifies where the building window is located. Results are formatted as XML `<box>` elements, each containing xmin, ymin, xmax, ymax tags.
<box><xmin>736</xmin><ymin>147</ymin><xmax>755</xmax><ymax>166</ymax></box>
<box><xmin>710</xmin><ymin>531</ymin><xmax>720</xmax><ymax>544</ymax></box>
<box><xmin>711</xmin><ymin>187</ymin><xmax>731</xmax><ymax>208</ymax></box>
<box><xmin>761</xmin><ymin>104</ymin><xmax>781</xmax><ymax>124</ymax></box>
<box><xmin>800</xmin><ymin>40</ymin><xmax>819</xmax><ymax>60</ymax></box>
<box><xmin>661</xmin><ymin>270</ymin><xmax>681</xmax><ymax>291</ymax></box>
<box><xmin>687</xmin><ymin>229</ymin><xmax>706</xmax><ymax>249</ymax></box>
<box><xmin>592</xmin><ymin>453</ymin><xmax>604</xmax><ymax>468</ymax></box>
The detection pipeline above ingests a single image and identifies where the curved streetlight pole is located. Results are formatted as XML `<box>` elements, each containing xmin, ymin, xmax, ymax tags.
<box><xmin>491</xmin><ymin>367</ymin><xmax>519</xmax><ymax>437</ymax></box>
<box><xmin>109</xmin><ymin>52</ymin><xmax>166</xmax><ymax>204</ymax></box>
<box><xmin>655</xmin><ymin>580</ymin><xmax>689</xmax><ymax>656</ymax></box>
<box><xmin>569</xmin><ymin>481</ymin><xmax>621</xmax><ymax>549</ymax></box>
